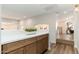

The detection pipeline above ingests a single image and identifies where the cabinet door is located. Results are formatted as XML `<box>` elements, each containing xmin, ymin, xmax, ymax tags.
<box><xmin>42</xmin><ymin>37</ymin><xmax>48</xmax><ymax>51</ymax></box>
<box><xmin>36</xmin><ymin>34</ymin><xmax>48</xmax><ymax>54</ymax></box>
<box><xmin>24</xmin><ymin>42</ymin><xmax>36</xmax><ymax>54</ymax></box>
<box><xmin>8</xmin><ymin>48</ymin><xmax>24</xmax><ymax>54</ymax></box>
<box><xmin>36</xmin><ymin>39</ymin><xmax>44</xmax><ymax>54</ymax></box>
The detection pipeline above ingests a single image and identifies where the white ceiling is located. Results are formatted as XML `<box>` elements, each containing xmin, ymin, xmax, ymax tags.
<box><xmin>1</xmin><ymin>4</ymin><xmax>75</xmax><ymax>20</ymax></box>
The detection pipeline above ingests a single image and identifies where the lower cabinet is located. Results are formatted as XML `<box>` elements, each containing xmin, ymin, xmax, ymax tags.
<box><xmin>2</xmin><ymin>34</ymin><xmax>48</xmax><ymax>54</ymax></box>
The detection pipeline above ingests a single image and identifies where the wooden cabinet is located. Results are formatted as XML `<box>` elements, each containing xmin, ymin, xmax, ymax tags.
<box><xmin>1</xmin><ymin>34</ymin><xmax>48</xmax><ymax>54</ymax></box>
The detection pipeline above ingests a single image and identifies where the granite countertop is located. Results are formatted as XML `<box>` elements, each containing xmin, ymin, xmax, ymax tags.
<box><xmin>1</xmin><ymin>30</ymin><xmax>49</xmax><ymax>45</ymax></box>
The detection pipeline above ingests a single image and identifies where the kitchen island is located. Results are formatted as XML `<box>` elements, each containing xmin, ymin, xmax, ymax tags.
<box><xmin>1</xmin><ymin>30</ymin><xmax>49</xmax><ymax>54</ymax></box>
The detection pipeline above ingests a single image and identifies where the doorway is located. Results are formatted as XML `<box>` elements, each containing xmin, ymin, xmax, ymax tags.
<box><xmin>56</xmin><ymin>17</ymin><xmax>74</xmax><ymax>41</ymax></box>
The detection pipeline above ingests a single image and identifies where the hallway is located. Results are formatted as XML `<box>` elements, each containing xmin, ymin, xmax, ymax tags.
<box><xmin>45</xmin><ymin>33</ymin><xmax>78</xmax><ymax>54</ymax></box>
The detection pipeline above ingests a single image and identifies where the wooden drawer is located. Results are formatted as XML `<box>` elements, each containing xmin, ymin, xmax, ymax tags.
<box><xmin>24</xmin><ymin>37</ymin><xmax>37</xmax><ymax>45</ymax></box>
<box><xmin>7</xmin><ymin>48</ymin><xmax>24</xmax><ymax>54</ymax></box>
